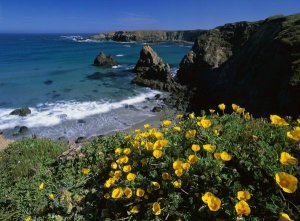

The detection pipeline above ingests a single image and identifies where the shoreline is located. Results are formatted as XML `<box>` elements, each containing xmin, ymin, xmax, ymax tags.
<box><xmin>0</xmin><ymin>94</ymin><xmax>179</xmax><ymax>150</ymax></box>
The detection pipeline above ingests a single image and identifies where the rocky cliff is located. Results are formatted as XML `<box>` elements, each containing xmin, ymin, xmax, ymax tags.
<box><xmin>177</xmin><ymin>14</ymin><xmax>300</xmax><ymax>117</ymax></box>
<box><xmin>91</xmin><ymin>30</ymin><xmax>206</xmax><ymax>42</ymax></box>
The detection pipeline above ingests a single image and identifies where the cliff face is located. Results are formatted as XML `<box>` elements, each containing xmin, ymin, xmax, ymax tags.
<box><xmin>91</xmin><ymin>30</ymin><xmax>206</xmax><ymax>42</ymax></box>
<box><xmin>177</xmin><ymin>14</ymin><xmax>300</xmax><ymax>117</ymax></box>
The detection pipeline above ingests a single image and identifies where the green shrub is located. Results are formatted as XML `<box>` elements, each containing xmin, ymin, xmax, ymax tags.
<box><xmin>0</xmin><ymin>106</ymin><xmax>299</xmax><ymax>221</ymax></box>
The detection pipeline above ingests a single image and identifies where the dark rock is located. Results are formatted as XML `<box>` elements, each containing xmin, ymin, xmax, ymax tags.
<box><xmin>75</xmin><ymin>136</ymin><xmax>87</xmax><ymax>144</ymax></box>
<box><xmin>132</xmin><ymin>45</ymin><xmax>182</xmax><ymax>92</ymax></box>
<box><xmin>94</xmin><ymin>52</ymin><xmax>118</xmax><ymax>67</ymax></box>
<box><xmin>44</xmin><ymin>80</ymin><xmax>53</xmax><ymax>85</ymax></box>
<box><xmin>92</xmin><ymin>89</ymin><xmax>98</xmax><ymax>93</ymax></box>
<box><xmin>10</xmin><ymin>107</ymin><xmax>31</xmax><ymax>117</ymax></box>
<box><xmin>151</xmin><ymin>106</ymin><xmax>163</xmax><ymax>112</ymax></box>
<box><xmin>86</xmin><ymin>72</ymin><xmax>118</xmax><ymax>80</ymax></box>
<box><xmin>154</xmin><ymin>94</ymin><xmax>161</xmax><ymax>99</ymax></box>
<box><xmin>19</xmin><ymin>126</ymin><xmax>28</xmax><ymax>134</ymax></box>
<box><xmin>78</xmin><ymin>119</ymin><xmax>86</xmax><ymax>124</ymax></box>
<box><xmin>0</xmin><ymin>129</ymin><xmax>3</xmax><ymax>135</ymax></box>
<box><xmin>91</xmin><ymin>30</ymin><xmax>206</xmax><ymax>42</ymax></box>
<box><xmin>58</xmin><ymin>136</ymin><xmax>69</xmax><ymax>144</ymax></box>
<box><xmin>177</xmin><ymin>13</ymin><xmax>300</xmax><ymax>117</ymax></box>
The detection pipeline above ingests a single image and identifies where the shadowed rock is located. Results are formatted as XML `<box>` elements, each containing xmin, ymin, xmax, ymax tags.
<box><xmin>94</xmin><ymin>52</ymin><xmax>117</xmax><ymax>67</ymax></box>
<box><xmin>10</xmin><ymin>107</ymin><xmax>31</xmax><ymax>117</ymax></box>
<box><xmin>132</xmin><ymin>45</ymin><xmax>182</xmax><ymax>92</ymax></box>
<box><xmin>177</xmin><ymin>13</ymin><xmax>300</xmax><ymax>117</ymax></box>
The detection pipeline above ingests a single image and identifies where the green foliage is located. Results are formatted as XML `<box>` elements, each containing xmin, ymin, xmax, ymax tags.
<box><xmin>0</xmin><ymin>112</ymin><xmax>299</xmax><ymax>221</ymax></box>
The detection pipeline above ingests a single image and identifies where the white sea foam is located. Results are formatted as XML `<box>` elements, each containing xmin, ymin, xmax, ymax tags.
<box><xmin>116</xmin><ymin>54</ymin><xmax>124</xmax><ymax>57</ymax></box>
<box><xmin>112</xmin><ymin>65</ymin><xmax>122</xmax><ymax>69</ymax></box>
<box><xmin>123</xmin><ymin>45</ymin><xmax>131</xmax><ymax>47</ymax></box>
<box><xmin>0</xmin><ymin>91</ymin><xmax>160</xmax><ymax>130</ymax></box>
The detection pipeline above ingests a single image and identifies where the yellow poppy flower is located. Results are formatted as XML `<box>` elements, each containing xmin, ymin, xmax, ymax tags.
<box><xmin>111</xmin><ymin>187</ymin><xmax>123</xmax><ymax>199</ymax></box>
<box><xmin>49</xmin><ymin>193</ymin><xmax>55</xmax><ymax>200</ymax></box>
<box><xmin>198</xmin><ymin>119</ymin><xmax>212</xmax><ymax>129</ymax></box>
<box><xmin>116</xmin><ymin>155</ymin><xmax>129</xmax><ymax>164</ymax></box>
<box><xmin>232</xmin><ymin>104</ymin><xmax>239</xmax><ymax>111</ymax></box>
<box><xmin>173</xmin><ymin>179</ymin><xmax>182</xmax><ymax>188</ymax></box>
<box><xmin>203</xmin><ymin>144</ymin><xmax>215</xmax><ymax>152</ymax></box>
<box><xmin>127</xmin><ymin>173</ymin><xmax>136</xmax><ymax>181</ymax></box>
<box><xmin>275</xmin><ymin>172</ymin><xmax>298</xmax><ymax>193</ymax></box>
<box><xmin>173</xmin><ymin>160</ymin><xmax>183</xmax><ymax>170</ymax></box>
<box><xmin>162</xmin><ymin>120</ymin><xmax>172</xmax><ymax>127</ymax></box>
<box><xmin>130</xmin><ymin>205</ymin><xmax>140</xmax><ymax>214</ymax></box>
<box><xmin>153</xmin><ymin>139</ymin><xmax>168</xmax><ymax>150</ymax></box>
<box><xmin>114</xmin><ymin>170</ymin><xmax>122</xmax><ymax>178</ymax></box>
<box><xmin>152</xmin><ymin>202</ymin><xmax>161</xmax><ymax>215</ymax></box>
<box><xmin>123</xmin><ymin>165</ymin><xmax>132</xmax><ymax>173</ymax></box>
<box><xmin>38</xmin><ymin>182</ymin><xmax>45</xmax><ymax>190</ymax></box>
<box><xmin>25</xmin><ymin>216</ymin><xmax>32</xmax><ymax>221</ymax></box>
<box><xmin>280</xmin><ymin>152</ymin><xmax>298</xmax><ymax>166</ymax></box>
<box><xmin>220</xmin><ymin>151</ymin><xmax>232</xmax><ymax>161</ymax></box>
<box><xmin>287</xmin><ymin>127</ymin><xmax>300</xmax><ymax>141</ymax></box>
<box><xmin>153</xmin><ymin>150</ymin><xmax>163</xmax><ymax>159</ymax></box>
<box><xmin>115</xmin><ymin>147</ymin><xmax>123</xmax><ymax>155</ymax></box>
<box><xmin>154</xmin><ymin>132</ymin><xmax>164</xmax><ymax>139</ymax></box>
<box><xmin>175</xmin><ymin>169</ymin><xmax>184</xmax><ymax>177</ymax></box>
<box><xmin>173</xmin><ymin>126</ymin><xmax>181</xmax><ymax>132</ymax></box>
<box><xmin>124</xmin><ymin>187</ymin><xmax>133</xmax><ymax>198</ymax></box>
<box><xmin>201</xmin><ymin>192</ymin><xmax>214</xmax><ymax>204</ymax></box>
<box><xmin>162</xmin><ymin>172</ymin><xmax>171</xmax><ymax>180</ymax></box>
<box><xmin>104</xmin><ymin>179</ymin><xmax>112</xmax><ymax>188</ymax></box>
<box><xmin>111</xmin><ymin>162</ymin><xmax>118</xmax><ymax>169</ymax></box>
<box><xmin>189</xmin><ymin>113</ymin><xmax>195</xmax><ymax>119</ymax></box>
<box><xmin>237</xmin><ymin>191</ymin><xmax>251</xmax><ymax>201</ymax></box>
<box><xmin>177</xmin><ymin>114</ymin><xmax>183</xmax><ymax>119</ymax></box>
<box><xmin>136</xmin><ymin>188</ymin><xmax>145</xmax><ymax>197</ymax></box>
<box><xmin>244</xmin><ymin>112</ymin><xmax>251</xmax><ymax>121</ymax></box>
<box><xmin>209</xmin><ymin>109</ymin><xmax>215</xmax><ymax>114</ymax></box>
<box><xmin>214</xmin><ymin>152</ymin><xmax>221</xmax><ymax>159</ymax></box>
<box><xmin>81</xmin><ymin>167</ymin><xmax>90</xmax><ymax>175</ymax></box>
<box><xmin>185</xmin><ymin>130</ymin><xmax>196</xmax><ymax>139</ymax></box>
<box><xmin>213</xmin><ymin>129</ymin><xmax>220</xmax><ymax>136</ymax></box>
<box><xmin>218</xmin><ymin>103</ymin><xmax>226</xmax><ymax>111</ymax></box>
<box><xmin>152</xmin><ymin>181</ymin><xmax>160</xmax><ymax>189</ymax></box>
<box><xmin>123</xmin><ymin>148</ymin><xmax>131</xmax><ymax>155</ymax></box>
<box><xmin>188</xmin><ymin>155</ymin><xmax>198</xmax><ymax>164</ymax></box>
<box><xmin>191</xmin><ymin>144</ymin><xmax>200</xmax><ymax>152</ymax></box>
<box><xmin>207</xmin><ymin>195</ymin><xmax>221</xmax><ymax>212</ymax></box>
<box><xmin>235</xmin><ymin>200</ymin><xmax>251</xmax><ymax>216</ymax></box>
<box><xmin>236</xmin><ymin>107</ymin><xmax>245</xmax><ymax>114</ymax></box>
<box><xmin>182</xmin><ymin>162</ymin><xmax>191</xmax><ymax>170</ymax></box>
<box><xmin>144</xmin><ymin>123</ymin><xmax>151</xmax><ymax>129</ymax></box>
<box><xmin>278</xmin><ymin>212</ymin><xmax>294</xmax><ymax>221</ymax></box>
<box><xmin>270</xmin><ymin>115</ymin><xmax>289</xmax><ymax>126</ymax></box>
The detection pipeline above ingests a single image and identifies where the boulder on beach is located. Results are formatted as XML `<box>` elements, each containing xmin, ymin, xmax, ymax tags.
<box><xmin>19</xmin><ymin>126</ymin><xmax>29</xmax><ymax>134</ymax></box>
<box><xmin>132</xmin><ymin>45</ymin><xmax>181</xmax><ymax>92</ymax></box>
<box><xmin>93</xmin><ymin>52</ymin><xmax>118</xmax><ymax>67</ymax></box>
<box><xmin>10</xmin><ymin>107</ymin><xmax>31</xmax><ymax>117</ymax></box>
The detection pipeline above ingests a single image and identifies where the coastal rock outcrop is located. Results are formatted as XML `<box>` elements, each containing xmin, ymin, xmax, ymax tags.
<box><xmin>177</xmin><ymin>14</ymin><xmax>300</xmax><ymax>117</ymax></box>
<box><xmin>91</xmin><ymin>30</ymin><xmax>206</xmax><ymax>42</ymax></box>
<box><xmin>93</xmin><ymin>52</ymin><xmax>117</xmax><ymax>67</ymax></box>
<box><xmin>10</xmin><ymin>107</ymin><xmax>31</xmax><ymax>117</ymax></box>
<box><xmin>132</xmin><ymin>45</ymin><xmax>179</xmax><ymax>92</ymax></box>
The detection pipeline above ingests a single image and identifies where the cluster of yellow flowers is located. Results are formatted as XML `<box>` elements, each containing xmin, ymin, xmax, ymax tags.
<box><xmin>269</xmin><ymin>115</ymin><xmax>299</xmax><ymax>196</ymax></box>
<box><xmin>100</xmin><ymin>104</ymin><xmax>299</xmax><ymax>219</ymax></box>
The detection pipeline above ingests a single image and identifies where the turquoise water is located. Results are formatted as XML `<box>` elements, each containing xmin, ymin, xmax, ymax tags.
<box><xmin>0</xmin><ymin>34</ymin><xmax>191</xmax><ymax>140</ymax></box>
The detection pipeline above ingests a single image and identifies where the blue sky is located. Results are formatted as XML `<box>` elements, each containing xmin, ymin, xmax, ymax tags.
<box><xmin>0</xmin><ymin>0</ymin><xmax>299</xmax><ymax>33</ymax></box>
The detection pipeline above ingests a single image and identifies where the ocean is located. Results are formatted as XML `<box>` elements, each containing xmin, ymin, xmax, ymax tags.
<box><xmin>0</xmin><ymin>34</ymin><xmax>191</xmax><ymax>140</ymax></box>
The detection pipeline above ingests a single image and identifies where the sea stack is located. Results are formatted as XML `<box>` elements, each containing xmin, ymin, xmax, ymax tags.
<box><xmin>132</xmin><ymin>45</ymin><xmax>178</xmax><ymax>92</ymax></box>
<box><xmin>93</xmin><ymin>52</ymin><xmax>118</xmax><ymax>67</ymax></box>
